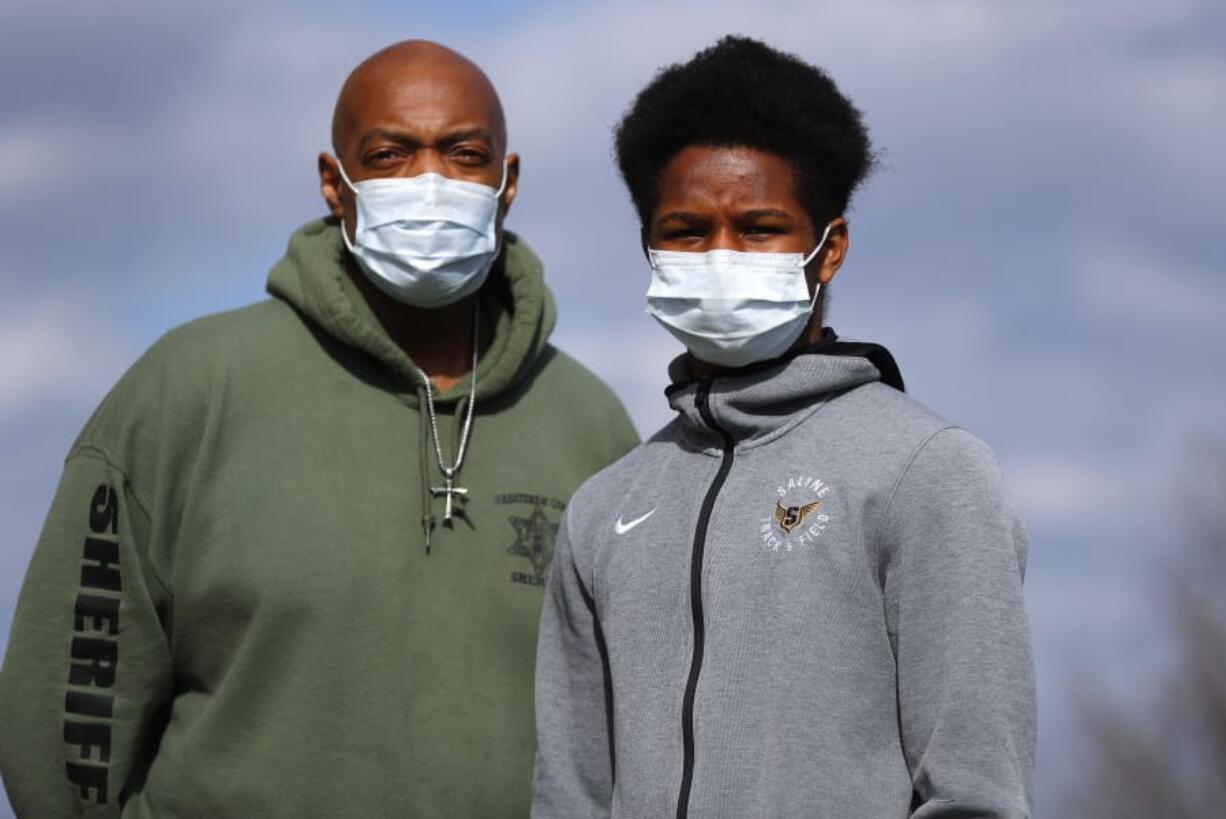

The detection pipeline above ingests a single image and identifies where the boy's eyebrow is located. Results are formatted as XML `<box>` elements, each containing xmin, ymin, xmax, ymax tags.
<box><xmin>740</xmin><ymin>208</ymin><xmax>793</xmax><ymax>220</ymax></box>
<box><xmin>655</xmin><ymin>211</ymin><xmax>709</xmax><ymax>225</ymax></box>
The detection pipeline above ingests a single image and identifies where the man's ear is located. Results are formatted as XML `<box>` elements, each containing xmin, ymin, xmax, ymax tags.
<box><xmin>815</xmin><ymin>218</ymin><xmax>849</xmax><ymax>285</ymax></box>
<box><xmin>319</xmin><ymin>152</ymin><xmax>346</xmax><ymax>220</ymax></box>
<box><xmin>640</xmin><ymin>223</ymin><xmax>651</xmax><ymax>262</ymax></box>
<box><xmin>499</xmin><ymin>153</ymin><xmax>520</xmax><ymax>216</ymax></box>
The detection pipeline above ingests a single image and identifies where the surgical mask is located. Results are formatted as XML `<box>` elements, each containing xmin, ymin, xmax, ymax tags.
<box><xmin>645</xmin><ymin>223</ymin><xmax>833</xmax><ymax>369</ymax></box>
<box><xmin>337</xmin><ymin>159</ymin><xmax>508</xmax><ymax>308</ymax></box>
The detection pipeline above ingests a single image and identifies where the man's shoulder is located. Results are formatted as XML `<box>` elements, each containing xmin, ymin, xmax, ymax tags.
<box><xmin>72</xmin><ymin>299</ymin><xmax>302</xmax><ymax>458</ymax></box>
<box><xmin>533</xmin><ymin>345</ymin><xmax>625</xmax><ymax>409</ymax></box>
<box><xmin>563</xmin><ymin>419</ymin><xmax>683</xmax><ymax>529</ymax></box>
<box><xmin>527</xmin><ymin>344</ymin><xmax>640</xmax><ymax>453</ymax></box>
<box><xmin>106</xmin><ymin>298</ymin><xmax>297</xmax><ymax>390</ymax></box>
<box><xmin>146</xmin><ymin>298</ymin><xmax>302</xmax><ymax>366</ymax></box>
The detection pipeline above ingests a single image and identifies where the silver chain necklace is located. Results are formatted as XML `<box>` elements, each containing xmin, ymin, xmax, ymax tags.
<box><xmin>417</xmin><ymin>303</ymin><xmax>479</xmax><ymax>528</ymax></box>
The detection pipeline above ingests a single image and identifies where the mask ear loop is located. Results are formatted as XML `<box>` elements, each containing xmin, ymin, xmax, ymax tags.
<box><xmin>487</xmin><ymin>156</ymin><xmax>512</xmax><ymax>261</ymax></box>
<box><xmin>493</xmin><ymin>156</ymin><xmax>510</xmax><ymax>197</ymax></box>
<box><xmin>335</xmin><ymin>157</ymin><xmax>358</xmax><ymax>193</ymax></box>
<box><xmin>646</xmin><ymin>247</ymin><xmax>665</xmax><ymax>273</ymax></box>
<box><xmin>333</xmin><ymin>158</ymin><xmax>360</xmax><ymax>253</ymax></box>
<box><xmin>803</xmin><ymin>221</ymin><xmax>836</xmax><ymax>309</ymax></box>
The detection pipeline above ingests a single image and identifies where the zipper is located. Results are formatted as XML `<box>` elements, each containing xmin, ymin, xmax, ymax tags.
<box><xmin>676</xmin><ymin>380</ymin><xmax>735</xmax><ymax>819</ymax></box>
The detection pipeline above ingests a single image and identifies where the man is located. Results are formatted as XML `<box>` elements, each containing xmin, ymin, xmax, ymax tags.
<box><xmin>0</xmin><ymin>41</ymin><xmax>637</xmax><ymax>817</ymax></box>
<box><xmin>532</xmin><ymin>37</ymin><xmax>1035</xmax><ymax>818</ymax></box>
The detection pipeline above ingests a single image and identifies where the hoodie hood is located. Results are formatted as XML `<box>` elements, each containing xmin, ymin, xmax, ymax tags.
<box><xmin>266</xmin><ymin>218</ymin><xmax>556</xmax><ymax>403</ymax></box>
<box><xmin>666</xmin><ymin>330</ymin><xmax>904</xmax><ymax>448</ymax></box>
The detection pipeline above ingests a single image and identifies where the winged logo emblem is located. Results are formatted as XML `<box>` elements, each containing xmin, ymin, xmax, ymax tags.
<box><xmin>774</xmin><ymin>499</ymin><xmax>822</xmax><ymax>534</ymax></box>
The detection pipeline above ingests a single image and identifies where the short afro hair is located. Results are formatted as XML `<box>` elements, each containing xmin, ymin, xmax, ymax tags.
<box><xmin>615</xmin><ymin>36</ymin><xmax>874</xmax><ymax>232</ymax></box>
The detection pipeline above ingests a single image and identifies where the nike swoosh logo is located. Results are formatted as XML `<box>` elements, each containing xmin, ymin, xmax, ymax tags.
<box><xmin>614</xmin><ymin>508</ymin><xmax>656</xmax><ymax>535</ymax></box>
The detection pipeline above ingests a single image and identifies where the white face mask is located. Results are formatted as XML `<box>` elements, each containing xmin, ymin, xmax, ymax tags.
<box><xmin>337</xmin><ymin>159</ymin><xmax>508</xmax><ymax>308</ymax></box>
<box><xmin>645</xmin><ymin>222</ymin><xmax>833</xmax><ymax>369</ymax></box>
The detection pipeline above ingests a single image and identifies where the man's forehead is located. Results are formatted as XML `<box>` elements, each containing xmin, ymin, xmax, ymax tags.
<box><xmin>332</xmin><ymin>42</ymin><xmax>505</xmax><ymax>152</ymax></box>
<box><xmin>351</xmin><ymin>74</ymin><xmax>496</xmax><ymax>129</ymax></box>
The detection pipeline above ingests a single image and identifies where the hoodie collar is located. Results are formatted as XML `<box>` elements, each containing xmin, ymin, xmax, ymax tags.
<box><xmin>265</xmin><ymin>218</ymin><xmax>556</xmax><ymax>403</ymax></box>
<box><xmin>666</xmin><ymin>329</ymin><xmax>905</xmax><ymax>449</ymax></box>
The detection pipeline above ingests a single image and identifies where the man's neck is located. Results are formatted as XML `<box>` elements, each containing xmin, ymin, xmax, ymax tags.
<box><xmin>345</xmin><ymin>261</ymin><xmax>494</xmax><ymax>393</ymax></box>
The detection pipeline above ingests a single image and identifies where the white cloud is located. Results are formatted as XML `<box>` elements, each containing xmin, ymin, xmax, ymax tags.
<box><xmin>0</xmin><ymin>298</ymin><xmax>130</xmax><ymax>421</ymax></box>
<box><xmin>482</xmin><ymin>0</ymin><xmax>1215</xmax><ymax>157</ymax></box>
<box><xmin>1074</xmin><ymin>237</ymin><xmax>1226</xmax><ymax>334</ymax></box>
<box><xmin>0</xmin><ymin>119</ymin><xmax>90</xmax><ymax>202</ymax></box>
<box><xmin>554</xmin><ymin>320</ymin><xmax>681</xmax><ymax>437</ymax></box>
<box><xmin>1003</xmin><ymin>452</ymin><xmax>1141</xmax><ymax>526</ymax></box>
<box><xmin>1105</xmin><ymin>50</ymin><xmax>1226</xmax><ymax>184</ymax></box>
<box><xmin>1026</xmin><ymin>573</ymin><xmax>1143</xmax><ymax>633</ymax></box>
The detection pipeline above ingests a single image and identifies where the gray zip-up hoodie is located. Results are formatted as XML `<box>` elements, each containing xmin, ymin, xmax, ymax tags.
<box><xmin>532</xmin><ymin>338</ymin><xmax>1035</xmax><ymax>818</ymax></box>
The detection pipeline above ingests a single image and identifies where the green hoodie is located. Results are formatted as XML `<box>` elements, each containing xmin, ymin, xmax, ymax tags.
<box><xmin>0</xmin><ymin>219</ymin><xmax>638</xmax><ymax>818</ymax></box>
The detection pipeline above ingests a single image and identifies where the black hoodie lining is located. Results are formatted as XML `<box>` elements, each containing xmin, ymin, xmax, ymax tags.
<box><xmin>663</xmin><ymin>327</ymin><xmax>905</xmax><ymax>397</ymax></box>
<box><xmin>571</xmin><ymin>564</ymin><xmax>617</xmax><ymax>787</ymax></box>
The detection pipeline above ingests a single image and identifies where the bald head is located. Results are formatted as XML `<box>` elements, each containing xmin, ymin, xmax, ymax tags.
<box><xmin>331</xmin><ymin>40</ymin><xmax>506</xmax><ymax>156</ymax></box>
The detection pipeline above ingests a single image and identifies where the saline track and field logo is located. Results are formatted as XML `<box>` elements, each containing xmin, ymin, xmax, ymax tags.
<box><xmin>760</xmin><ymin>475</ymin><xmax>832</xmax><ymax>552</ymax></box>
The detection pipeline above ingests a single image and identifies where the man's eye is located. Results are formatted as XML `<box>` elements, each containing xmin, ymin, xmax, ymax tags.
<box><xmin>747</xmin><ymin>225</ymin><xmax>783</xmax><ymax>235</ymax></box>
<box><xmin>366</xmin><ymin>149</ymin><xmax>402</xmax><ymax>163</ymax></box>
<box><xmin>453</xmin><ymin>148</ymin><xmax>488</xmax><ymax>164</ymax></box>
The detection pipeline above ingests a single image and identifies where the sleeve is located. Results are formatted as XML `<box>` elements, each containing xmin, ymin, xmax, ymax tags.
<box><xmin>0</xmin><ymin>449</ymin><xmax>174</xmax><ymax>818</ymax></box>
<box><xmin>531</xmin><ymin>509</ymin><xmax>614</xmax><ymax>819</ymax></box>
<box><xmin>607</xmin><ymin>403</ymin><xmax>641</xmax><ymax>463</ymax></box>
<box><xmin>879</xmin><ymin>428</ymin><xmax>1036</xmax><ymax>819</ymax></box>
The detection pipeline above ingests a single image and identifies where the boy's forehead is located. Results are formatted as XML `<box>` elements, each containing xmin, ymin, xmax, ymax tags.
<box><xmin>655</xmin><ymin>146</ymin><xmax>799</xmax><ymax>207</ymax></box>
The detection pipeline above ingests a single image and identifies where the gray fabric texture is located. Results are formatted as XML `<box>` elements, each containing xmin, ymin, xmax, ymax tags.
<box><xmin>532</xmin><ymin>347</ymin><xmax>1035</xmax><ymax>819</ymax></box>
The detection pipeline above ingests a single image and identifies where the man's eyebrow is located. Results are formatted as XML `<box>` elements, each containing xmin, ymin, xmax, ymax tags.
<box><xmin>437</xmin><ymin>127</ymin><xmax>495</xmax><ymax>146</ymax></box>
<box><xmin>357</xmin><ymin>127</ymin><xmax>496</xmax><ymax>152</ymax></box>
<box><xmin>358</xmin><ymin>128</ymin><xmax>420</xmax><ymax>149</ymax></box>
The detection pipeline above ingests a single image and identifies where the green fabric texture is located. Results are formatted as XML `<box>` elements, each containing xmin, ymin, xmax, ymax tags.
<box><xmin>0</xmin><ymin>219</ymin><xmax>639</xmax><ymax>818</ymax></box>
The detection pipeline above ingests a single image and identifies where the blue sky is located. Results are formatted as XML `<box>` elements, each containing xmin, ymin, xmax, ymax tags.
<box><xmin>2</xmin><ymin>0</ymin><xmax>1224</xmax><ymax>814</ymax></box>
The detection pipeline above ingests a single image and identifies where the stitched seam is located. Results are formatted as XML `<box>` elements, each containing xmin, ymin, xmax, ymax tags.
<box><xmin>873</xmin><ymin>425</ymin><xmax>960</xmax><ymax>787</ymax></box>
<box><xmin>675</xmin><ymin>425</ymin><xmax>724</xmax><ymax>458</ymax></box>
<box><xmin>733</xmin><ymin>394</ymin><xmax>834</xmax><ymax>452</ymax></box>
<box><xmin>871</xmin><ymin>425</ymin><xmax>961</xmax><ymax>554</ymax></box>
<box><xmin>68</xmin><ymin>444</ymin><xmax>174</xmax><ymax>601</ymax></box>
<box><xmin>563</xmin><ymin>511</ymin><xmax>618</xmax><ymax>784</ymax></box>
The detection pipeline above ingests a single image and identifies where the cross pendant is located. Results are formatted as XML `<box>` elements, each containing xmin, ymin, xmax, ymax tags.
<box><xmin>431</xmin><ymin>476</ymin><xmax>468</xmax><ymax>522</ymax></box>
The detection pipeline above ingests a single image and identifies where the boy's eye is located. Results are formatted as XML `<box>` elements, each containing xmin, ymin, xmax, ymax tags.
<box><xmin>664</xmin><ymin>228</ymin><xmax>704</xmax><ymax>240</ymax></box>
